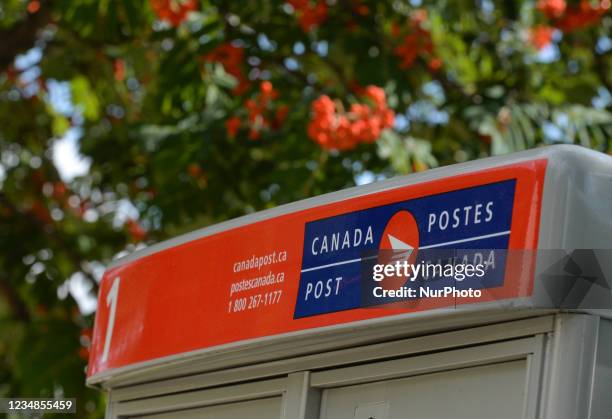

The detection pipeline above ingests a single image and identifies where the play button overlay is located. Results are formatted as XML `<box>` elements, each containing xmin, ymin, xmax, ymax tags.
<box><xmin>378</xmin><ymin>210</ymin><xmax>420</xmax><ymax>290</ymax></box>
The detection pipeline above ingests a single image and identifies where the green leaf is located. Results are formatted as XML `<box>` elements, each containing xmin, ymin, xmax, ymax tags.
<box><xmin>71</xmin><ymin>76</ymin><xmax>100</xmax><ymax>121</ymax></box>
<box><xmin>52</xmin><ymin>114</ymin><xmax>70</xmax><ymax>136</ymax></box>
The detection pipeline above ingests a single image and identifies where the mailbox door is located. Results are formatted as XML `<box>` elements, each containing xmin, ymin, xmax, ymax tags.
<box><xmin>134</xmin><ymin>396</ymin><xmax>282</xmax><ymax>418</ymax></box>
<box><xmin>320</xmin><ymin>360</ymin><xmax>527</xmax><ymax>419</ymax></box>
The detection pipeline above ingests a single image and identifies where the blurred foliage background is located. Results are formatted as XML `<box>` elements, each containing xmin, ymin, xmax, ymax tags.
<box><xmin>0</xmin><ymin>0</ymin><xmax>610</xmax><ymax>417</ymax></box>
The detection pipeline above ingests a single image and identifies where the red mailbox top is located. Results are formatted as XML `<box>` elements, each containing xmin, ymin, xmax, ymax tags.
<box><xmin>88</xmin><ymin>155</ymin><xmax>547</xmax><ymax>383</ymax></box>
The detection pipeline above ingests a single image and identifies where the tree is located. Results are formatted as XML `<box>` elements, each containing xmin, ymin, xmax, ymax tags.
<box><xmin>0</xmin><ymin>0</ymin><xmax>610</xmax><ymax>416</ymax></box>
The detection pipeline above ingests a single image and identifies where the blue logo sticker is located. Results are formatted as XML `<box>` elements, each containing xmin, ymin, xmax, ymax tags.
<box><xmin>294</xmin><ymin>180</ymin><xmax>516</xmax><ymax>318</ymax></box>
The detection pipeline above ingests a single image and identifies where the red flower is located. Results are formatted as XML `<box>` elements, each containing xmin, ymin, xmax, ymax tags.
<box><xmin>225</xmin><ymin>116</ymin><xmax>241</xmax><ymax>138</ymax></box>
<box><xmin>126</xmin><ymin>219</ymin><xmax>147</xmax><ymax>242</ymax></box>
<box><xmin>364</xmin><ymin>86</ymin><xmax>386</xmax><ymax>110</ymax></box>
<box><xmin>392</xmin><ymin>11</ymin><xmax>434</xmax><ymax>70</ymax></box>
<box><xmin>202</xmin><ymin>44</ymin><xmax>250</xmax><ymax>95</ymax></box>
<box><xmin>6</xmin><ymin>66</ymin><xmax>17</xmax><ymax>82</ymax></box>
<box><xmin>259</xmin><ymin>80</ymin><xmax>279</xmax><ymax>106</ymax></box>
<box><xmin>260</xmin><ymin>81</ymin><xmax>274</xmax><ymax>96</ymax></box>
<box><xmin>114</xmin><ymin>59</ymin><xmax>125</xmax><ymax>82</ymax></box>
<box><xmin>228</xmin><ymin>81</ymin><xmax>286</xmax><ymax>140</ymax></box>
<box><xmin>30</xmin><ymin>201</ymin><xmax>52</xmax><ymax>224</ymax></box>
<box><xmin>428</xmin><ymin>57</ymin><xmax>443</xmax><ymax>71</ymax></box>
<box><xmin>248</xmin><ymin>129</ymin><xmax>261</xmax><ymax>140</ymax></box>
<box><xmin>353</xmin><ymin>0</ymin><xmax>370</xmax><ymax>16</ymax></box>
<box><xmin>52</xmin><ymin>181</ymin><xmax>68</xmax><ymax>202</ymax></box>
<box><xmin>307</xmin><ymin>86</ymin><xmax>395</xmax><ymax>151</ymax></box>
<box><xmin>273</xmin><ymin>105</ymin><xmax>290</xmax><ymax>129</ymax></box>
<box><xmin>390</xmin><ymin>22</ymin><xmax>401</xmax><ymax>38</ymax></box>
<box><xmin>27</xmin><ymin>1</ymin><xmax>40</xmax><ymax>13</ymax></box>
<box><xmin>537</xmin><ymin>0</ymin><xmax>566</xmax><ymax>18</ymax></box>
<box><xmin>150</xmin><ymin>0</ymin><xmax>197</xmax><ymax>27</ymax></box>
<box><xmin>556</xmin><ymin>1</ymin><xmax>609</xmax><ymax>33</ymax></box>
<box><xmin>529</xmin><ymin>26</ymin><xmax>554</xmax><ymax>50</ymax></box>
<box><xmin>288</xmin><ymin>0</ymin><xmax>328</xmax><ymax>32</ymax></box>
<box><xmin>187</xmin><ymin>163</ymin><xmax>202</xmax><ymax>178</ymax></box>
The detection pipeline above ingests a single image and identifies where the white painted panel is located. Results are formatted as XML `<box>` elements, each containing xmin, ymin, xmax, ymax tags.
<box><xmin>320</xmin><ymin>360</ymin><xmax>526</xmax><ymax>419</ymax></box>
<box><xmin>591</xmin><ymin>319</ymin><xmax>612</xmax><ymax>419</ymax></box>
<box><xmin>134</xmin><ymin>396</ymin><xmax>282</xmax><ymax>419</ymax></box>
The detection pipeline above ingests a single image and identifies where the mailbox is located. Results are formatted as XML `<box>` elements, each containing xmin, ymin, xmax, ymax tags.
<box><xmin>89</xmin><ymin>145</ymin><xmax>612</xmax><ymax>419</ymax></box>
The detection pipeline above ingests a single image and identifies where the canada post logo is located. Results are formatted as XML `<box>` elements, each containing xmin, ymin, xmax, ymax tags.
<box><xmin>293</xmin><ymin>180</ymin><xmax>516</xmax><ymax>318</ymax></box>
<box><xmin>377</xmin><ymin>210</ymin><xmax>420</xmax><ymax>291</ymax></box>
<box><xmin>380</xmin><ymin>210</ymin><xmax>420</xmax><ymax>253</ymax></box>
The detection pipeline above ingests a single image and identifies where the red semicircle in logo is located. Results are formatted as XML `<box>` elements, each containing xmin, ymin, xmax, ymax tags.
<box><xmin>377</xmin><ymin>210</ymin><xmax>420</xmax><ymax>290</ymax></box>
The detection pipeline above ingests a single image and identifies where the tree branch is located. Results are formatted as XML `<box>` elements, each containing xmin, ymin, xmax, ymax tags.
<box><xmin>0</xmin><ymin>278</ymin><xmax>30</xmax><ymax>322</ymax></box>
<box><xmin>593</xmin><ymin>46</ymin><xmax>611</xmax><ymax>93</ymax></box>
